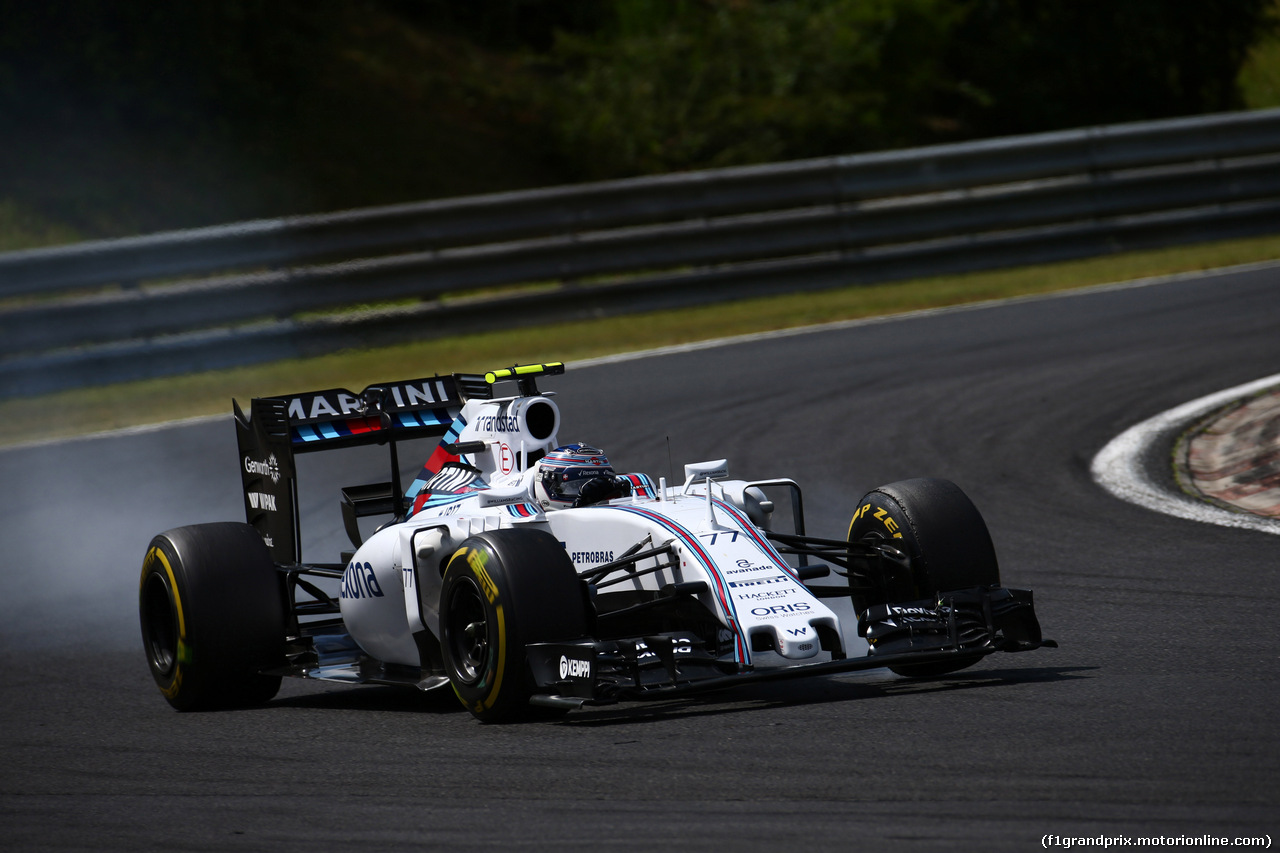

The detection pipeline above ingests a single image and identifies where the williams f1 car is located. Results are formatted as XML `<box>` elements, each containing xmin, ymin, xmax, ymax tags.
<box><xmin>139</xmin><ymin>362</ymin><xmax>1054</xmax><ymax>721</ymax></box>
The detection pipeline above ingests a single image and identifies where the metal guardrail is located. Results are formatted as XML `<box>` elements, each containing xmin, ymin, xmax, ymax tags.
<box><xmin>2</xmin><ymin>108</ymin><xmax>1279</xmax><ymax>397</ymax></box>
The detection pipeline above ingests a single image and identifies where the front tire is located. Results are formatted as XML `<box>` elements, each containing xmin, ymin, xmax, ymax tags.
<box><xmin>440</xmin><ymin>529</ymin><xmax>588</xmax><ymax>722</ymax></box>
<box><xmin>139</xmin><ymin>523</ymin><xmax>286</xmax><ymax>710</ymax></box>
<box><xmin>847</xmin><ymin>478</ymin><xmax>1000</xmax><ymax>677</ymax></box>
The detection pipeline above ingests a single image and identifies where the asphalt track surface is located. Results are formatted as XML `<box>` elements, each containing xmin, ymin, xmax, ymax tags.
<box><xmin>3</xmin><ymin>267</ymin><xmax>1278</xmax><ymax>851</ymax></box>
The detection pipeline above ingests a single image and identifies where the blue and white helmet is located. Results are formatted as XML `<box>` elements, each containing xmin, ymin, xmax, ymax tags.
<box><xmin>535</xmin><ymin>443</ymin><xmax>615</xmax><ymax>508</ymax></box>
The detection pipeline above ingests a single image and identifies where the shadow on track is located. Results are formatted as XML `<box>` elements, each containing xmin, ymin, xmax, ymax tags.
<box><xmin>253</xmin><ymin>665</ymin><xmax>1094</xmax><ymax>724</ymax></box>
<box><xmin>554</xmin><ymin>665</ymin><xmax>1097</xmax><ymax>727</ymax></box>
<box><xmin>270</xmin><ymin>683</ymin><xmax>467</xmax><ymax>715</ymax></box>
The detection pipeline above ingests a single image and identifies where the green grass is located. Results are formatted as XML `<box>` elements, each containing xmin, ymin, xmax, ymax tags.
<box><xmin>4</xmin><ymin>231</ymin><xmax>1280</xmax><ymax>448</ymax></box>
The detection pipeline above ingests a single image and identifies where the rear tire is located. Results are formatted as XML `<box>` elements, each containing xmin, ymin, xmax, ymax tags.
<box><xmin>139</xmin><ymin>523</ymin><xmax>286</xmax><ymax>710</ymax></box>
<box><xmin>440</xmin><ymin>529</ymin><xmax>588</xmax><ymax>722</ymax></box>
<box><xmin>846</xmin><ymin>478</ymin><xmax>999</xmax><ymax>677</ymax></box>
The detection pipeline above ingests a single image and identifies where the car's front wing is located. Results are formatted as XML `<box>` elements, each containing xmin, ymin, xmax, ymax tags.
<box><xmin>526</xmin><ymin>586</ymin><xmax>1056</xmax><ymax>708</ymax></box>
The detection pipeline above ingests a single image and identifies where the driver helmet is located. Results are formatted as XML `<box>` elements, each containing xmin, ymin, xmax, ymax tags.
<box><xmin>535</xmin><ymin>443</ymin><xmax>615</xmax><ymax>508</ymax></box>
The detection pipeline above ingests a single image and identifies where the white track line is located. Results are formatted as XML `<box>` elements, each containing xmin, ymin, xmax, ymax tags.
<box><xmin>3</xmin><ymin>413</ymin><xmax>226</xmax><ymax>452</ymax></box>
<box><xmin>575</xmin><ymin>258</ymin><xmax>1280</xmax><ymax>370</ymax></box>
<box><xmin>1091</xmin><ymin>373</ymin><xmax>1280</xmax><ymax>535</ymax></box>
<box><xmin>9</xmin><ymin>257</ymin><xmax>1280</xmax><ymax>454</ymax></box>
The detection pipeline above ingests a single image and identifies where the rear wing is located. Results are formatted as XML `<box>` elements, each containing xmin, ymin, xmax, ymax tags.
<box><xmin>233</xmin><ymin>363</ymin><xmax>563</xmax><ymax>563</ymax></box>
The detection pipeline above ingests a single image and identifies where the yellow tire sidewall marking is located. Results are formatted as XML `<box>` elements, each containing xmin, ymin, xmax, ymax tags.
<box><xmin>848</xmin><ymin>501</ymin><xmax>905</xmax><ymax>540</ymax></box>
<box><xmin>448</xmin><ymin>546</ymin><xmax>509</xmax><ymax>714</ymax></box>
<box><xmin>478</xmin><ymin>601</ymin><xmax>506</xmax><ymax>714</ymax></box>
<box><xmin>847</xmin><ymin>503</ymin><xmax>872</xmax><ymax>539</ymax></box>
<box><xmin>143</xmin><ymin>546</ymin><xmax>187</xmax><ymax>698</ymax></box>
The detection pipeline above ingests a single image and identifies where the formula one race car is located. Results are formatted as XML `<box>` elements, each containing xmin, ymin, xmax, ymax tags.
<box><xmin>139</xmin><ymin>362</ymin><xmax>1054</xmax><ymax>721</ymax></box>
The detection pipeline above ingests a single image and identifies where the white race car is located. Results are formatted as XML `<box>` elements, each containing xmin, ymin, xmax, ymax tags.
<box><xmin>139</xmin><ymin>362</ymin><xmax>1053</xmax><ymax>721</ymax></box>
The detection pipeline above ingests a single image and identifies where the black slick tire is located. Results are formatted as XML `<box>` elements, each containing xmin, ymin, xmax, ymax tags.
<box><xmin>846</xmin><ymin>477</ymin><xmax>1000</xmax><ymax>677</ymax></box>
<box><xmin>440</xmin><ymin>529</ymin><xmax>588</xmax><ymax>722</ymax></box>
<box><xmin>139</xmin><ymin>522</ymin><xmax>286</xmax><ymax>710</ymax></box>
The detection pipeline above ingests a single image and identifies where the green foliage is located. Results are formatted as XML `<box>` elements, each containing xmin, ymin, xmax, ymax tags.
<box><xmin>0</xmin><ymin>2</ymin><xmax>327</xmax><ymax>128</ymax></box>
<box><xmin>0</xmin><ymin>200</ymin><xmax>81</xmax><ymax>253</ymax></box>
<box><xmin>545</xmin><ymin>0</ymin><xmax>960</xmax><ymax>178</ymax></box>
<box><xmin>1239</xmin><ymin>1</ymin><xmax>1280</xmax><ymax>107</ymax></box>
<box><xmin>0</xmin><ymin>0</ymin><xmax>1274</xmax><ymax>241</ymax></box>
<box><xmin>542</xmin><ymin>0</ymin><xmax>1276</xmax><ymax>179</ymax></box>
<box><xmin>942</xmin><ymin>0</ymin><xmax>1277</xmax><ymax>137</ymax></box>
<box><xmin>397</xmin><ymin>0</ymin><xmax>614</xmax><ymax>50</ymax></box>
<box><xmin>0</xmin><ymin>1</ymin><xmax>560</xmax><ymax>238</ymax></box>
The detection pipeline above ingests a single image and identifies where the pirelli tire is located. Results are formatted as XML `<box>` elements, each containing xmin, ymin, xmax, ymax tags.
<box><xmin>847</xmin><ymin>477</ymin><xmax>1000</xmax><ymax>678</ymax></box>
<box><xmin>139</xmin><ymin>523</ymin><xmax>286</xmax><ymax>711</ymax></box>
<box><xmin>440</xmin><ymin>529</ymin><xmax>589</xmax><ymax>723</ymax></box>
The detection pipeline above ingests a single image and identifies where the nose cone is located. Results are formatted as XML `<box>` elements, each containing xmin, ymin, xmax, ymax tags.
<box><xmin>775</xmin><ymin>623</ymin><xmax>821</xmax><ymax>659</ymax></box>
